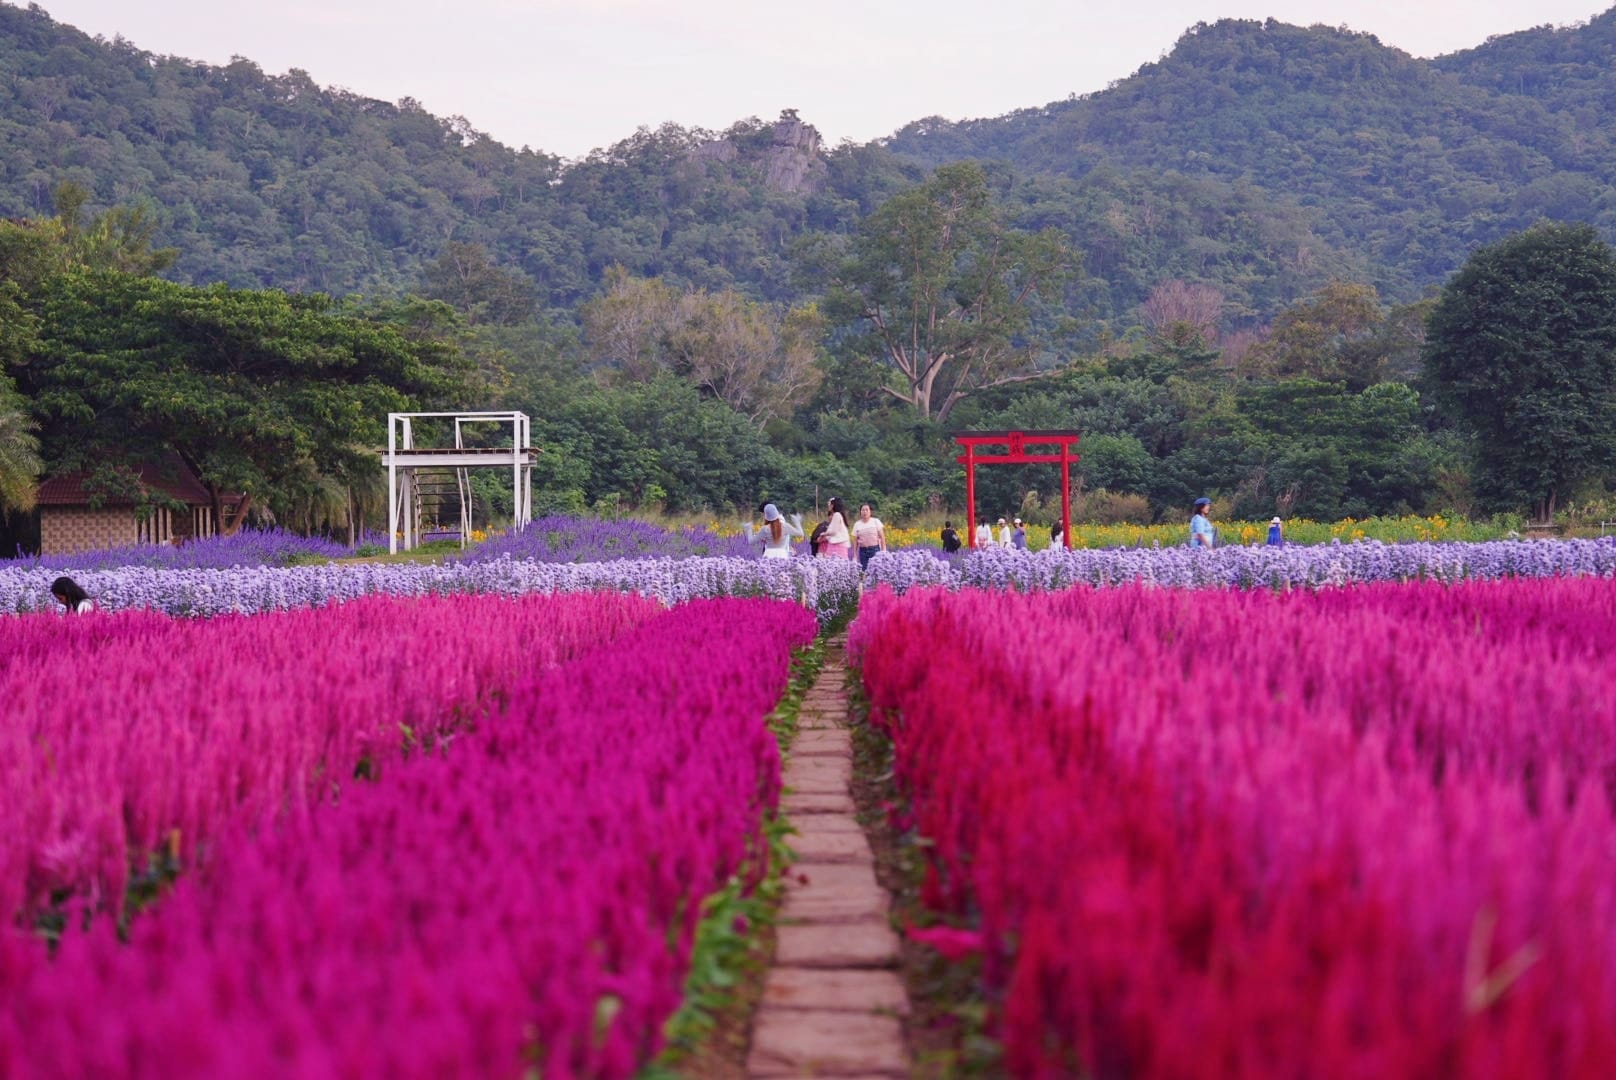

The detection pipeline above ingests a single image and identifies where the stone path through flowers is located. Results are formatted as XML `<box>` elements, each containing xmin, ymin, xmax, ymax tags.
<box><xmin>746</xmin><ymin>638</ymin><xmax>911</xmax><ymax>1078</ymax></box>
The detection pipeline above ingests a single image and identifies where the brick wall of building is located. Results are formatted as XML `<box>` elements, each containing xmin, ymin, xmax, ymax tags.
<box><xmin>40</xmin><ymin>508</ymin><xmax>140</xmax><ymax>555</ymax></box>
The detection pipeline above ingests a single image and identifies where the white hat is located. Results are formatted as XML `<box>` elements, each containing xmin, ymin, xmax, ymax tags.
<box><xmin>997</xmin><ymin>517</ymin><xmax>1007</xmax><ymax>525</ymax></box>
<box><xmin>763</xmin><ymin>504</ymin><xmax>781</xmax><ymax>522</ymax></box>
<box><xmin>1013</xmin><ymin>518</ymin><xmax>1023</xmax><ymax>525</ymax></box>
<box><xmin>1270</xmin><ymin>517</ymin><xmax>1282</xmax><ymax>526</ymax></box>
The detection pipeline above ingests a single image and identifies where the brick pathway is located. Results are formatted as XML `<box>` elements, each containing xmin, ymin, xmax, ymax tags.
<box><xmin>746</xmin><ymin>642</ymin><xmax>910</xmax><ymax>1078</ymax></box>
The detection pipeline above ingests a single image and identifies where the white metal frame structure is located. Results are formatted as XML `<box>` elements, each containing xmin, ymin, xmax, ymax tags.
<box><xmin>384</xmin><ymin>411</ymin><xmax>535</xmax><ymax>554</ymax></box>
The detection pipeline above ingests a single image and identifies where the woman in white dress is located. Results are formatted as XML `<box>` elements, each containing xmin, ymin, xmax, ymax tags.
<box><xmin>745</xmin><ymin>503</ymin><xmax>804</xmax><ymax>559</ymax></box>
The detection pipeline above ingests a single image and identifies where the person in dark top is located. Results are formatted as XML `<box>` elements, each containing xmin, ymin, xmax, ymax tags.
<box><xmin>940</xmin><ymin>520</ymin><xmax>962</xmax><ymax>554</ymax></box>
<box><xmin>1051</xmin><ymin>520</ymin><xmax>1065</xmax><ymax>549</ymax></box>
<box><xmin>51</xmin><ymin>576</ymin><xmax>93</xmax><ymax>614</ymax></box>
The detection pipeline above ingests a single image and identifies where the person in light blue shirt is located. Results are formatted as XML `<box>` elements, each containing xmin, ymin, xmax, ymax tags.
<box><xmin>1189</xmin><ymin>497</ymin><xmax>1216</xmax><ymax>549</ymax></box>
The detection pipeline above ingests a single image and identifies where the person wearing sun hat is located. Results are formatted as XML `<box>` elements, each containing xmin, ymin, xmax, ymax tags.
<box><xmin>1189</xmin><ymin>497</ymin><xmax>1216</xmax><ymax>549</ymax></box>
<box><xmin>1266</xmin><ymin>515</ymin><xmax>1285</xmax><ymax>546</ymax></box>
<box><xmin>744</xmin><ymin>502</ymin><xmax>803</xmax><ymax>559</ymax></box>
<box><xmin>1011</xmin><ymin>518</ymin><xmax>1027</xmax><ymax>551</ymax></box>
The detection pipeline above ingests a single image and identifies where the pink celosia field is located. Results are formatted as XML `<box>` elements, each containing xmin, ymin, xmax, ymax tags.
<box><xmin>852</xmin><ymin>579</ymin><xmax>1616</xmax><ymax>1078</ymax></box>
<box><xmin>1</xmin><ymin>596</ymin><xmax>815</xmax><ymax>1078</ymax></box>
<box><xmin>0</xmin><ymin>592</ymin><xmax>661</xmax><ymax>928</ymax></box>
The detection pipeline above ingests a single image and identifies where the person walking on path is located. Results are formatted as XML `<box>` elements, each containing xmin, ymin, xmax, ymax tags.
<box><xmin>1267</xmin><ymin>516</ymin><xmax>1285</xmax><ymax>546</ymax></box>
<box><xmin>745</xmin><ymin>503</ymin><xmax>804</xmax><ymax>559</ymax></box>
<box><xmin>820</xmin><ymin>497</ymin><xmax>852</xmax><ymax>560</ymax></box>
<box><xmin>851</xmin><ymin>504</ymin><xmax>887</xmax><ymax>571</ymax></box>
<box><xmin>1189</xmin><ymin>497</ymin><xmax>1216</xmax><ymax>549</ymax></box>
<box><xmin>975</xmin><ymin>518</ymin><xmax>993</xmax><ymax>549</ymax></box>
<box><xmin>940</xmin><ymin>520</ymin><xmax>962</xmax><ymax>554</ymax></box>
<box><xmin>51</xmin><ymin>576</ymin><xmax>94</xmax><ymax>614</ymax></box>
<box><xmin>1012</xmin><ymin>518</ymin><xmax>1028</xmax><ymax>551</ymax></box>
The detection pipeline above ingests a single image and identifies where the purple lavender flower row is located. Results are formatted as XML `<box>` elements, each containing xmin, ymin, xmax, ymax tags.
<box><xmin>5</xmin><ymin>517</ymin><xmax>747</xmax><ymax>574</ymax></box>
<box><xmin>862</xmin><ymin>538</ymin><xmax>1616</xmax><ymax>593</ymax></box>
<box><xmin>0</xmin><ymin>555</ymin><xmax>862</xmax><ymax>625</ymax></box>
<box><xmin>11</xmin><ymin>528</ymin><xmax>353</xmax><ymax>571</ymax></box>
<box><xmin>459</xmin><ymin>515</ymin><xmax>752</xmax><ymax>563</ymax></box>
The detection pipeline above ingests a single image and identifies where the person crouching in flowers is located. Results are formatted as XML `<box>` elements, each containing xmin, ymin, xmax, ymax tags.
<box><xmin>51</xmin><ymin>576</ymin><xmax>94</xmax><ymax>614</ymax></box>
<box><xmin>745</xmin><ymin>503</ymin><xmax>803</xmax><ymax>559</ymax></box>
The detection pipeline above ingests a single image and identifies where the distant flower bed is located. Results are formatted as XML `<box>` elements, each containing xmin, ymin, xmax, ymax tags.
<box><xmin>461</xmin><ymin>515</ymin><xmax>751</xmax><ymax>563</ymax></box>
<box><xmin>864</xmin><ymin>538</ymin><xmax>1616</xmax><ymax>593</ymax></box>
<box><xmin>14</xmin><ymin>528</ymin><xmax>351</xmax><ymax>570</ymax></box>
<box><xmin>890</xmin><ymin>515</ymin><xmax>1503</xmax><ymax>550</ymax></box>
<box><xmin>0</xmin><ymin>555</ymin><xmax>862</xmax><ymax>626</ymax></box>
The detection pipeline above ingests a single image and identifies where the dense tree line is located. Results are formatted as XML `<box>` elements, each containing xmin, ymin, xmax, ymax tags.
<box><xmin>4</xmin><ymin>188</ymin><xmax>1611</xmax><ymax>542</ymax></box>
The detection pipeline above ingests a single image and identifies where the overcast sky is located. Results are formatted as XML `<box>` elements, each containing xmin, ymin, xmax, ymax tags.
<box><xmin>29</xmin><ymin>1</ymin><xmax>1614</xmax><ymax>159</ymax></box>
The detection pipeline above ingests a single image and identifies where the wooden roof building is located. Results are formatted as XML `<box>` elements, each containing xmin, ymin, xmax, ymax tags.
<box><xmin>36</xmin><ymin>456</ymin><xmax>238</xmax><ymax>555</ymax></box>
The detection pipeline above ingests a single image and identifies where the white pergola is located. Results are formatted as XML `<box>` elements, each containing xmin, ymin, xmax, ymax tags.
<box><xmin>383</xmin><ymin>411</ymin><xmax>535</xmax><ymax>553</ymax></box>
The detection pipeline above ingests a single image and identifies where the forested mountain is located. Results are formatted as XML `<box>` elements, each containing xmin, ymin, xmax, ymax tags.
<box><xmin>887</xmin><ymin>11</ymin><xmax>1616</xmax><ymax>308</ymax></box>
<box><xmin>5</xmin><ymin>1</ymin><xmax>1614</xmax><ymax>330</ymax></box>
<box><xmin>0</xmin><ymin>2</ymin><xmax>917</xmax><ymax>308</ymax></box>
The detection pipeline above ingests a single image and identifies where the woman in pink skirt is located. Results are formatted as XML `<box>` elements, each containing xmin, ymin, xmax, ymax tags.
<box><xmin>819</xmin><ymin>497</ymin><xmax>852</xmax><ymax>560</ymax></box>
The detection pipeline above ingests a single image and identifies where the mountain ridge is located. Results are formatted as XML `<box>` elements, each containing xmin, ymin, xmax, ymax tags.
<box><xmin>3</xmin><ymin>1</ymin><xmax>1614</xmax><ymax>330</ymax></box>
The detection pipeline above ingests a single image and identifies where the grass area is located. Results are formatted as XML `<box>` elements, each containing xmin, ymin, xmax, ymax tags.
<box><xmin>330</xmin><ymin>539</ymin><xmax>464</xmax><ymax>564</ymax></box>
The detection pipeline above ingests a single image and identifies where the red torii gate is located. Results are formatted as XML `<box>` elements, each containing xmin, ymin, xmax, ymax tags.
<box><xmin>954</xmin><ymin>430</ymin><xmax>1081</xmax><ymax>549</ymax></box>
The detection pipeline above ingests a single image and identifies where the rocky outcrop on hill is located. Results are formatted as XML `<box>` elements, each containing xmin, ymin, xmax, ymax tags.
<box><xmin>760</xmin><ymin>114</ymin><xmax>826</xmax><ymax>195</ymax></box>
<box><xmin>690</xmin><ymin>110</ymin><xmax>827</xmax><ymax>196</ymax></box>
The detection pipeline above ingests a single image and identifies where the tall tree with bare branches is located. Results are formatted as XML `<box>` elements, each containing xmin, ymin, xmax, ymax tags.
<box><xmin>818</xmin><ymin>163</ymin><xmax>1076</xmax><ymax>422</ymax></box>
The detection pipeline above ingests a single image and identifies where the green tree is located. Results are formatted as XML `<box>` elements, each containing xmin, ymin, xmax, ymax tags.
<box><xmin>51</xmin><ymin>181</ymin><xmax>179</xmax><ymax>276</ymax></box>
<box><xmin>417</xmin><ymin>241</ymin><xmax>539</xmax><ymax>326</ymax></box>
<box><xmin>15</xmin><ymin>272</ymin><xmax>471</xmax><ymax>532</ymax></box>
<box><xmin>819</xmin><ymin>162</ymin><xmax>1076</xmax><ymax>422</ymax></box>
<box><xmin>0</xmin><ymin>380</ymin><xmax>42</xmax><ymax>512</ymax></box>
<box><xmin>582</xmin><ymin>268</ymin><xmax>825</xmax><ymax>426</ymax></box>
<box><xmin>1423</xmin><ymin>223</ymin><xmax>1616</xmax><ymax>522</ymax></box>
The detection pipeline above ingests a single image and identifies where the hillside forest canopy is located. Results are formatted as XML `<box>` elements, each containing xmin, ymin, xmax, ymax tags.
<box><xmin>3</xmin><ymin>1</ymin><xmax>1616</xmax><ymax>545</ymax></box>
